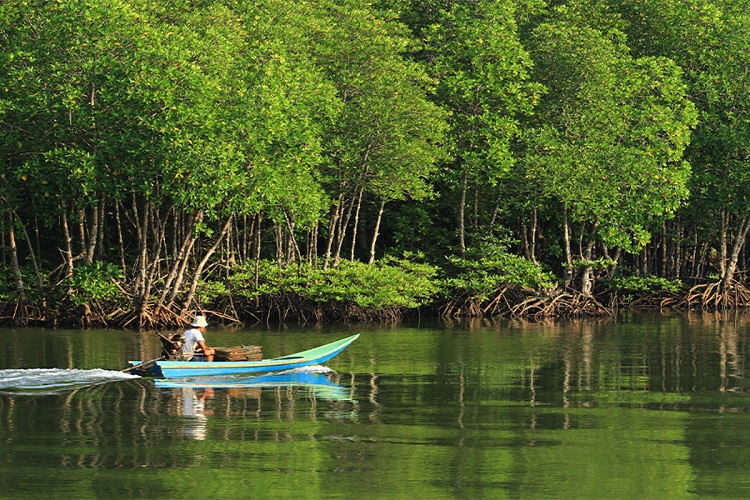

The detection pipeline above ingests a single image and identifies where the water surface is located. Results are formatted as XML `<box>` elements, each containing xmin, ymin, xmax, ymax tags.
<box><xmin>1</xmin><ymin>313</ymin><xmax>749</xmax><ymax>498</ymax></box>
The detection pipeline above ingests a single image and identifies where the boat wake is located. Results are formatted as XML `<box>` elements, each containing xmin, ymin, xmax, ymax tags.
<box><xmin>0</xmin><ymin>368</ymin><xmax>139</xmax><ymax>395</ymax></box>
<box><xmin>279</xmin><ymin>365</ymin><xmax>334</xmax><ymax>375</ymax></box>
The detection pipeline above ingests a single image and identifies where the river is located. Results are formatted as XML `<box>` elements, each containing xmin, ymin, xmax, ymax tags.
<box><xmin>1</xmin><ymin>312</ymin><xmax>749</xmax><ymax>498</ymax></box>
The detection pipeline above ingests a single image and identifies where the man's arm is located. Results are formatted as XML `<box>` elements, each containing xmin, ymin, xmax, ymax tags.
<box><xmin>196</xmin><ymin>340</ymin><xmax>215</xmax><ymax>355</ymax></box>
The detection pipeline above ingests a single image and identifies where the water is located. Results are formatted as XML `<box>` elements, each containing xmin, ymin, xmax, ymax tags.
<box><xmin>1</xmin><ymin>313</ymin><xmax>750</xmax><ymax>498</ymax></box>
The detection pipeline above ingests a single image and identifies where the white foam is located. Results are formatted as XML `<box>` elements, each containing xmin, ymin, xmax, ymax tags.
<box><xmin>0</xmin><ymin>368</ymin><xmax>139</xmax><ymax>393</ymax></box>
<box><xmin>280</xmin><ymin>365</ymin><xmax>334</xmax><ymax>375</ymax></box>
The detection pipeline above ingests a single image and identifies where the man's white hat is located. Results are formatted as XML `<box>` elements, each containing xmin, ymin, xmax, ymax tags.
<box><xmin>191</xmin><ymin>315</ymin><xmax>208</xmax><ymax>327</ymax></box>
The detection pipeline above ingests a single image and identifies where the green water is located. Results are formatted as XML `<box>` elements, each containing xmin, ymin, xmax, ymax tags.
<box><xmin>1</xmin><ymin>313</ymin><xmax>750</xmax><ymax>498</ymax></box>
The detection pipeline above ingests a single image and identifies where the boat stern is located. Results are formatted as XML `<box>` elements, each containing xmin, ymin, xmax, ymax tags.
<box><xmin>127</xmin><ymin>360</ymin><xmax>164</xmax><ymax>378</ymax></box>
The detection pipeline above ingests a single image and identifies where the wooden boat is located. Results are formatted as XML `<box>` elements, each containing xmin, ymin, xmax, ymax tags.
<box><xmin>127</xmin><ymin>334</ymin><xmax>359</xmax><ymax>378</ymax></box>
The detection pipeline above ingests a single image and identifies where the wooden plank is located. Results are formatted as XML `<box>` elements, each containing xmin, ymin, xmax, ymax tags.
<box><xmin>214</xmin><ymin>345</ymin><xmax>262</xmax><ymax>362</ymax></box>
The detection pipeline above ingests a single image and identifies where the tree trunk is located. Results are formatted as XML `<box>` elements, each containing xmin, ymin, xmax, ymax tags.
<box><xmin>0</xmin><ymin>226</ymin><xmax>8</xmax><ymax>266</ymax></box>
<box><xmin>669</xmin><ymin>218</ymin><xmax>681</xmax><ymax>279</ymax></box>
<box><xmin>240</xmin><ymin>215</ymin><xmax>249</xmax><ymax>264</ymax></box>
<box><xmin>254</xmin><ymin>213</ymin><xmax>263</xmax><ymax>289</ymax></box>
<box><xmin>183</xmin><ymin>215</ymin><xmax>233</xmax><ymax>312</ymax></box>
<box><xmin>458</xmin><ymin>172</ymin><xmax>467</xmax><ymax>258</ymax></box>
<box><xmin>720</xmin><ymin>209</ymin><xmax>728</xmax><ymax>278</ymax></box>
<box><xmin>115</xmin><ymin>202</ymin><xmax>127</xmax><ymax>274</ymax></box>
<box><xmin>13</xmin><ymin>211</ymin><xmax>44</xmax><ymax>292</ymax></box>
<box><xmin>601</xmin><ymin>243</ymin><xmax>620</xmax><ymax>279</ymax></box>
<box><xmin>661</xmin><ymin>221</ymin><xmax>668</xmax><ymax>278</ymax></box>
<box><xmin>333</xmin><ymin>194</ymin><xmax>356</xmax><ymax>266</ymax></box>
<box><xmin>143</xmin><ymin>205</ymin><xmax>163</xmax><ymax>311</ymax></box>
<box><xmin>33</xmin><ymin>214</ymin><xmax>42</xmax><ymax>268</ymax></box>
<box><xmin>96</xmin><ymin>195</ymin><xmax>105</xmax><ymax>261</ymax></box>
<box><xmin>309</xmin><ymin>220</ymin><xmax>318</xmax><ymax>267</ymax></box>
<box><xmin>521</xmin><ymin>208</ymin><xmax>538</xmax><ymax>263</ymax></box>
<box><xmin>283</xmin><ymin>211</ymin><xmax>302</xmax><ymax>264</ymax></box>
<box><xmin>7</xmin><ymin>211</ymin><xmax>26</xmax><ymax>319</ymax></box>
<box><xmin>697</xmin><ymin>241</ymin><xmax>708</xmax><ymax>281</ymax></box>
<box><xmin>168</xmin><ymin>227</ymin><xmax>197</xmax><ymax>304</ymax></box>
<box><xmin>563</xmin><ymin>206</ymin><xmax>574</xmax><ymax>288</ymax></box>
<box><xmin>78</xmin><ymin>207</ymin><xmax>86</xmax><ymax>259</ymax></box>
<box><xmin>60</xmin><ymin>200</ymin><xmax>75</xmax><ymax>281</ymax></box>
<box><xmin>274</xmin><ymin>221</ymin><xmax>283</xmax><ymax>264</ymax></box>
<box><xmin>368</xmin><ymin>199</ymin><xmax>386</xmax><ymax>264</ymax></box>
<box><xmin>530</xmin><ymin>207</ymin><xmax>537</xmax><ymax>263</ymax></box>
<box><xmin>722</xmin><ymin>215</ymin><xmax>750</xmax><ymax>289</ymax></box>
<box><xmin>133</xmin><ymin>198</ymin><xmax>151</xmax><ymax>320</ymax></box>
<box><xmin>159</xmin><ymin>210</ymin><xmax>202</xmax><ymax>308</ymax></box>
<box><xmin>0</xmin><ymin>224</ymin><xmax>5</xmax><ymax>266</ymax></box>
<box><xmin>580</xmin><ymin>221</ymin><xmax>598</xmax><ymax>296</ymax></box>
<box><xmin>85</xmin><ymin>200</ymin><xmax>99</xmax><ymax>265</ymax></box>
<box><xmin>323</xmin><ymin>193</ymin><xmax>343</xmax><ymax>270</ymax></box>
<box><xmin>350</xmin><ymin>186</ymin><xmax>364</xmax><ymax>262</ymax></box>
<box><xmin>691</xmin><ymin>235</ymin><xmax>701</xmax><ymax>280</ymax></box>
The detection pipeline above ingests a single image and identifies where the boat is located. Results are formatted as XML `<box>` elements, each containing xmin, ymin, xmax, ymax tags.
<box><xmin>127</xmin><ymin>334</ymin><xmax>360</xmax><ymax>378</ymax></box>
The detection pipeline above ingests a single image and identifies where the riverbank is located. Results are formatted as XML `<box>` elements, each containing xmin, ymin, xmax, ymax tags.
<box><xmin>3</xmin><ymin>257</ymin><xmax>748</xmax><ymax>329</ymax></box>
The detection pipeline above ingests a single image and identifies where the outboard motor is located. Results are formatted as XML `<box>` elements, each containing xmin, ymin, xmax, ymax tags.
<box><xmin>157</xmin><ymin>332</ymin><xmax>184</xmax><ymax>360</ymax></box>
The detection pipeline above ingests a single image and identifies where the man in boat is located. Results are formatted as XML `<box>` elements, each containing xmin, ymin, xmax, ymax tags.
<box><xmin>181</xmin><ymin>315</ymin><xmax>216</xmax><ymax>362</ymax></box>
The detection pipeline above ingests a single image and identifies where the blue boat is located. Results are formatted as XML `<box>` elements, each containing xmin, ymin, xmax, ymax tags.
<box><xmin>127</xmin><ymin>334</ymin><xmax>359</xmax><ymax>378</ymax></box>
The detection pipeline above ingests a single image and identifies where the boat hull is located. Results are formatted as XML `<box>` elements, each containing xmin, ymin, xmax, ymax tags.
<box><xmin>128</xmin><ymin>334</ymin><xmax>359</xmax><ymax>378</ymax></box>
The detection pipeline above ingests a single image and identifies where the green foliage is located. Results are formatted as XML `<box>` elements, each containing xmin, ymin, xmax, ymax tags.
<box><xmin>524</xmin><ymin>7</ymin><xmax>697</xmax><ymax>254</ymax></box>
<box><xmin>568</xmin><ymin>257</ymin><xmax>617</xmax><ymax>271</ymax></box>
<box><xmin>0</xmin><ymin>262</ymin><xmax>48</xmax><ymax>303</ymax></box>
<box><xmin>69</xmin><ymin>262</ymin><xmax>124</xmax><ymax>307</ymax></box>
<box><xmin>616</xmin><ymin>0</ymin><xmax>750</xmax><ymax>266</ymax></box>
<box><xmin>442</xmin><ymin>245</ymin><xmax>555</xmax><ymax>301</ymax></box>
<box><xmin>331</xmin><ymin>258</ymin><xmax>439</xmax><ymax>309</ymax></box>
<box><xmin>0</xmin><ymin>266</ymin><xmax>16</xmax><ymax>303</ymax></box>
<box><xmin>307</xmin><ymin>0</ymin><xmax>449</xmax><ymax>217</ymax></box>
<box><xmin>604</xmin><ymin>275</ymin><xmax>683</xmax><ymax>295</ymax></box>
<box><xmin>424</xmin><ymin>0</ymin><xmax>543</xmax><ymax>182</ymax></box>
<box><xmin>195</xmin><ymin>280</ymin><xmax>230</xmax><ymax>305</ymax></box>
<box><xmin>2</xmin><ymin>0</ymin><xmax>749</xmax><ymax>325</ymax></box>
<box><xmin>228</xmin><ymin>257</ymin><xmax>439</xmax><ymax>311</ymax></box>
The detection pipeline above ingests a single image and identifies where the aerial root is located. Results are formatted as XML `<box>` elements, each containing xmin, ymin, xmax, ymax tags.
<box><xmin>510</xmin><ymin>291</ymin><xmax>612</xmax><ymax>320</ymax></box>
<box><xmin>677</xmin><ymin>280</ymin><xmax>750</xmax><ymax>310</ymax></box>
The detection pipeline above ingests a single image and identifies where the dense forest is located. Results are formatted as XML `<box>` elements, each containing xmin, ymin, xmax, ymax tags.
<box><xmin>2</xmin><ymin>0</ymin><xmax>750</xmax><ymax>328</ymax></box>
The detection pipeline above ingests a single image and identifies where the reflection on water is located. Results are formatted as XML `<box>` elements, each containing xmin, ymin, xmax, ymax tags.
<box><xmin>180</xmin><ymin>387</ymin><xmax>214</xmax><ymax>440</ymax></box>
<box><xmin>160</xmin><ymin>371</ymin><xmax>354</xmax><ymax>440</ymax></box>
<box><xmin>156</xmin><ymin>370</ymin><xmax>354</xmax><ymax>400</ymax></box>
<box><xmin>3</xmin><ymin>315</ymin><xmax>750</xmax><ymax>498</ymax></box>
